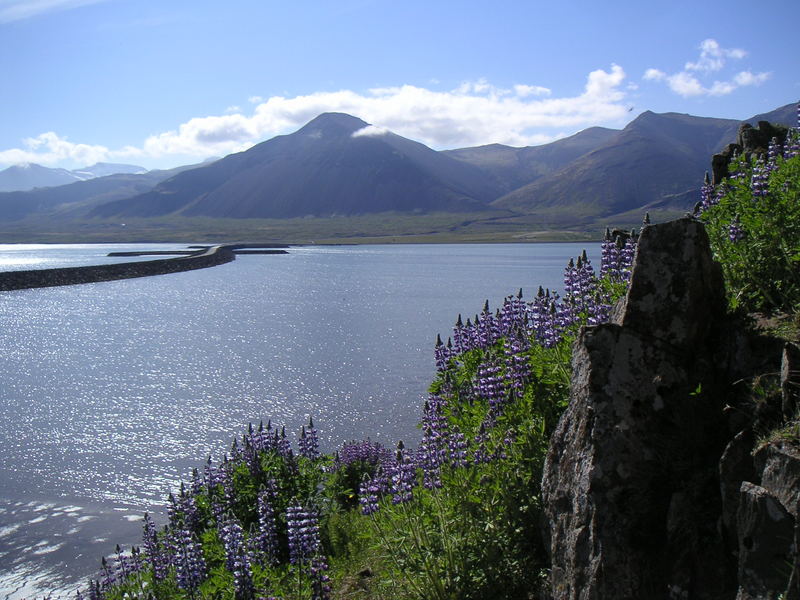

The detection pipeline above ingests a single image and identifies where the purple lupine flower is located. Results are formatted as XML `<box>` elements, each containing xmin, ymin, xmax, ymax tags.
<box><xmin>250</xmin><ymin>482</ymin><xmax>279</xmax><ymax>566</ymax></box>
<box><xmin>587</xmin><ymin>291</ymin><xmax>612</xmax><ymax>326</ymax></box>
<box><xmin>286</xmin><ymin>505</ymin><xmax>321</xmax><ymax>565</ymax></box>
<box><xmin>190</xmin><ymin>467</ymin><xmax>203</xmax><ymax>497</ymax></box>
<box><xmin>220</xmin><ymin>460</ymin><xmax>236</xmax><ymax>510</ymax></box>
<box><xmin>475</xmin><ymin>300</ymin><xmax>497</xmax><ymax>349</ymax></box>
<box><xmin>767</xmin><ymin>137</ymin><xmax>781</xmax><ymax>173</ymax></box>
<box><xmin>503</xmin><ymin>333</ymin><xmax>530</xmax><ymax>395</ymax></box>
<box><xmin>448</xmin><ymin>429</ymin><xmax>468</xmax><ymax>468</ymax></box>
<box><xmin>359</xmin><ymin>468</ymin><xmax>387</xmax><ymax>515</ymax></box>
<box><xmin>85</xmin><ymin>580</ymin><xmax>103</xmax><ymax>600</ymax></box>
<box><xmin>99</xmin><ymin>556</ymin><xmax>116</xmax><ymax>589</ymax></box>
<box><xmin>277</xmin><ymin>426</ymin><xmax>293</xmax><ymax>459</ymax></box>
<box><xmin>528</xmin><ymin>287</ymin><xmax>561</xmax><ymax>348</ymax></box>
<box><xmin>434</xmin><ymin>334</ymin><xmax>450</xmax><ymax>371</ymax></box>
<box><xmin>562</xmin><ymin>251</ymin><xmax>598</xmax><ymax>320</ymax></box>
<box><xmin>170</xmin><ymin>483</ymin><xmax>201</xmax><ymax>532</ymax></box>
<box><xmin>219</xmin><ymin>514</ymin><xmax>244</xmax><ymax>571</ymax></box>
<box><xmin>751</xmin><ymin>157</ymin><xmax>769</xmax><ymax>200</ymax></box>
<box><xmin>600</xmin><ymin>229</ymin><xmax>620</xmax><ymax>279</ymax></box>
<box><xmin>310</xmin><ymin>555</ymin><xmax>332</xmax><ymax>600</ymax></box>
<box><xmin>784</xmin><ymin>105</ymin><xmax>800</xmax><ymax>158</ymax></box>
<box><xmin>728</xmin><ymin>215</ymin><xmax>745</xmax><ymax>243</ymax></box>
<box><xmin>230</xmin><ymin>438</ymin><xmax>243</xmax><ymax>463</ymax></box>
<box><xmin>203</xmin><ymin>455</ymin><xmax>220</xmax><ymax>489</ymax></box>
<box><xmin>476</xmin><ymin>355</ymin><xmax>506</xmax><ymax>415</ymax></box>
<box><xmin>497</xmin><ymin>289</ymin><xmax>527</xmax><ymax>337</ymax></box>
<box><xmin>210</xmin><ymin>499</ymin><xmax>225</xmax><ymax>526</ymax></box>
<box><xmin>219</xmin><ymin>514</ymin><xmax>254</xmax><ymax>599</ymax></box>
<box><xmin>388</xmin><ymin>441</ymin><xmax>416</xmax><ymax>504</ymax></box>
<box><xmin>336</xmin><ymin>439</ymin><xmax>391</xmax><ymax>469</ymax></box>
<box><xmin>142</xmin><ymin>513</ymin><xmax>168</xmax><ymax>582</ymax></box>
<box><xmin>242</xmin><ymin>437</ymin><xmax>261</xmax><ymax>478</ymax></box>
<box><xmin>112</xmin><ymin>544</ymin><xmax>130</xmax><ymax>581</ymax></box>
<box><xmin>452</xmin><ymin>314</ymin><xmax>465</xmax><ymax>354</ymax></box>
<box><xmin>699</xmin><ymin>172</ymin><xmax>716</xmax><ymax>213</ymax></box>
<box><xmin>172</xmin><ymin>525</ymin><xmax>206</xmax><ymax>593</ymax></box>
<box><xmin>619</xmin><ymin>235</ymin><xmax>636</xmax><ymax>280</ymax></box>
<box><xmin>247</xmin><ymin>420</ymin><xmax>273</xmax><ymax>454</ymax></box>
<box><xmin>298</xmin><ymin>417</ymin><xmax>320</xmax><ymax>460</ymax></box>
<box><xmin>461</xmin><ymin>317</ymin><xmax>477</xmax><ymax>353</ymax></box>
<box><xmin>128</xmin><ymin>545</ymin><xmax>144</xmax><ymax>576</ymax></box>
<box><xmin>418</xmin><ymin>395</ymin><xmax>449</xmax><ymax>489</ymax></box>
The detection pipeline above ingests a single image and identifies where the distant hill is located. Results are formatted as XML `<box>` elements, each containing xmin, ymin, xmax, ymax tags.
<box><xmin>744</xmin><ymin>103</ymin><xmax>797</xmax><ymax>127</ymax></box>
<box><xmin>443</xmin><ymin>126</ymin><xmax>619</xmax><ymax>192</ymax></box>
<box><xmin>0</xmin><ymin>163</ymin><xmax>83</xmax><ymax>192</ymax></box>
<box><xmin>492</xmin><ymin>111</ymin><xmax>753</xmax><ymax>220</ymax></box>
<box><xmin>91</xmin><ymin>113</ymin><xmax>504</xmax><ymax>219</ymax></box>
<box><xmin>0</xmin><ymin>161</ymin><xmax>147</xmax><ymax>193</ymax></box>
<box><xmin>0</xmin><ymin>163</ymin><xmax>204</xmax><ymax>221</ymax></box>
<box><xmin>71</xmin><ymin>162</ymin><xmax>146</xmax><ymax>179</ymax></box>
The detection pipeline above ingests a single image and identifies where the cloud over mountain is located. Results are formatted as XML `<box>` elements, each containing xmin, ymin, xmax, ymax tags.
<box><xmin>0</xmin><ymin>66</ymin><xmax>631</xmax><ymax>170</ymax></box>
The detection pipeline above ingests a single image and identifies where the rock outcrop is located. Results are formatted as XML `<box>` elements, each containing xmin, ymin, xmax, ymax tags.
<box><xmin>711</xmin><ymin>121</ymin><xmax>790</xmax><ymax>184</ymax></box>
<box><xmin>542</xmin><ymin>217</ymin><xmax>799</xmax><ymax>600</ymax></box>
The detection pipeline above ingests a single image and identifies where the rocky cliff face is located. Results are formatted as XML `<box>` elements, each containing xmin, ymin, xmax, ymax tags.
<box><xmin>542</xmin><ymin>218</ymin><xmax>799</xmax><ymax>600</ymax></box>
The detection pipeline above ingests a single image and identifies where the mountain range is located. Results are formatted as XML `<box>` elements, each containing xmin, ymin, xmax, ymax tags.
<box><xmin>0</xmin><ymin>162</ymin><xmax>146</xmax><ymax>193</ymax></box>
<box><xmin>0</xmin><ymin>102</ymin><xmax>795</xmax><ymax>237</ymax></box>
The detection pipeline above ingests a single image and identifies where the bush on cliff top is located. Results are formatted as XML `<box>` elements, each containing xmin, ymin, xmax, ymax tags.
<box><xmin>698</xmin><ymin>123</ymin><xmax>800</xmax><ymax>314</ymax></box>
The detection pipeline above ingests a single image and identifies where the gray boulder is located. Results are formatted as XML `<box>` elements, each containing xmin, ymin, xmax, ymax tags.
<box><xmin>735</xmin><ymin>482</ymin><xmax>794</xmax><ymax>600</ymax></box>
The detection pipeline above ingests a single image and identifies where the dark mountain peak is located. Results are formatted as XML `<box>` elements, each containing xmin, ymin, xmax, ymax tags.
<box><xmin>296</xmin><ymin>112</ymin><xmax>370</xmax><ymax>138</ymax></box>
<box><xmin>626</xmin><ymin>110</ymin><xmax>682</xmax><ymax>129</ymax></box>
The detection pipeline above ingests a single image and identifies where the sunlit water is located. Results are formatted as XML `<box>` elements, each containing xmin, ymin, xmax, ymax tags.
<box><xmin>0</xmin><ymin>243</ymin><xmax>599</xmax><ymax>598</ymax></box>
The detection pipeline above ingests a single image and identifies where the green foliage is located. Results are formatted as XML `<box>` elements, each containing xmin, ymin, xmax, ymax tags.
<box><xmin>701</xmin><ymin>153</ymin><xmax>800</xmax><ymax>313</ymax></box>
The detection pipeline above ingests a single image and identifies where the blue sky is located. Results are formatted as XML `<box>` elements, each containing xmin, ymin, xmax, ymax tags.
<box><xmin>0</xmin><ymin>0</ymin><xmax>796</xmax><ymax>170</ymax></box>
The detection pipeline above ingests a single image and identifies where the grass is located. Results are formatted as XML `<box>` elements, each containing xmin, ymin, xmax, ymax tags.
<box><xmin>0</xmin><ymin>209</ymin><xmax>651</xmax><ymax>244</ymax></box>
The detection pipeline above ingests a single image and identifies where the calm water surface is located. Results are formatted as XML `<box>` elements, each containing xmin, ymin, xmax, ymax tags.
<box><xmin>0</xmin><ymin>243</ymin><xmax>599</xmax><ymax>598</ymax></box>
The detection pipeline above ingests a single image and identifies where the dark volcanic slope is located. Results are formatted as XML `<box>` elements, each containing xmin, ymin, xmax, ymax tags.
<box><xmin>444</xmin><ymin>126</ymin><xmax>620</xmax><ymax>192</ymax></box>
<box><xmin>492</xmin><ymin>111</ymin><xmax>742</xmax><ymax>216</ymax></box>
<box><xmin>93</xmin><ymin>113</ymin><xmax>504</xmax><ymax>219</ymax></box>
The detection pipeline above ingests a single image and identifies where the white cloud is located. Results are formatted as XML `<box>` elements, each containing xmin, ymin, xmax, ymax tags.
<box><xmin>666</xmin><ymin>72</ymin><xmax>705</xmax><ymax>97</ymax></box>
<box><xmin>643</xmin><ymin>68</ymin><xmax>666</xmax><ymax>81</ymax></box>
<box><xmin>514</xmin><ymin>84</ymin><xmax>551</xmax><ymax>97</ymax></box>
<box><xmin>0</xmin><ymin>0</ymin><xmax>108</xmax><ymax>23</ymax></box>
<box><xmin>734</xmin><ymin>70</ymin><xmax>771</xmax><ymax>86</ymax></box>
<box><xmin>0</xmin><ymin>66</ymin><xmax>632</xmax><ymax>169</ymax></box>
<box><xmin>0</xmin><ymin>132</ymin><xmax>111</xmax><ymax>166</ymax></box>
<box><xmin>684</xmin><ymin>39</ymin><xmax>746</xmax><ymax>73</ymax></box>
<box><xmin>644</xmin><ymin>39</ymin><xmax>769</xmax><ymax>98</ymax></box>
<box><xmin>352</xmin><ymin>125</ymin><xmax>390</xmax><ymax>138</ymax></box>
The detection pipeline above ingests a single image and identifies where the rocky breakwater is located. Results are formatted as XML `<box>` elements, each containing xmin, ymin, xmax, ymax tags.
<box><xmin>542</xmin><ymin>217</ymin><xmax>799</xmax><ymax>600</ymax></box>
<box><xmin>0</xmin><ymin>245</ymin><xmax>237</xmax><ymax>291</ymax></box>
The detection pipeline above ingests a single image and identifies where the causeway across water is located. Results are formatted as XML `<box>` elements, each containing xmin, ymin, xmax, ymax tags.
<box><xmin>0</xmin><ymin>244</ymin><xmax>288</xmax><ymax>291</ymax></box>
